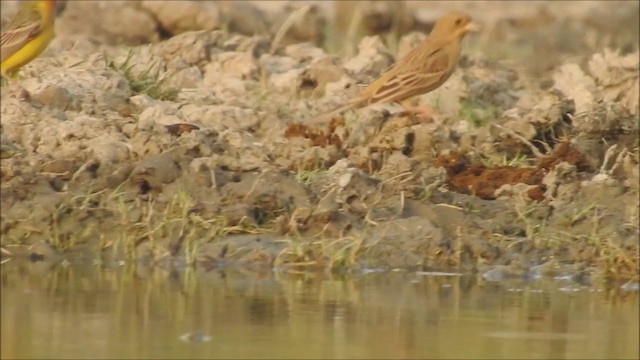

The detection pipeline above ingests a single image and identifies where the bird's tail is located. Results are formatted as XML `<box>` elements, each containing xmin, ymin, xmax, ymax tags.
<box><xmin>305</xmin><ymin>100</ymin><xmax>360</xmax><ymax>126</ymax></box>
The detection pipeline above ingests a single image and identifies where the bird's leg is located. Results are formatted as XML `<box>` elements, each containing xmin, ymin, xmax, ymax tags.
<box><xmin>0</xmin><ymin>73</ymin><xmax>10</xmax><ymax>88</ymax></box>
<box><xmin>1</xmin><ymin>74</ymin><xmax>29</xmax><ymax>99</ymax></box>
<box><xmin>398</xmin><ymin>99</ymin><xmax>439</xmax><ymax>121</ymax></box>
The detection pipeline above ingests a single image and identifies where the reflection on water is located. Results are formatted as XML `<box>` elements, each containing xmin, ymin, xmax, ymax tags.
<box><xmin>1</xmin><ymin>261</ymin><xmax>638</xmax><ymax>359</ymax></box>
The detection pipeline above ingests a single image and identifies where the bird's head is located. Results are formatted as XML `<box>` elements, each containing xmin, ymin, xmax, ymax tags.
<box><xmin>18</xmin><ymin>0</ymin><xmax>56</xmax><ymax>14</ymax></box>
<box><xmin>36</xmin><ymin>0</ymin><xmax>65</xmax><ymax>21</ymax></box>
<box><xmin>40</xmin><ymin>0</ymin><xmax>57</xmax><ymax>12</ymax></box>
<box><xmin>431</xmin><ymin>12</ymin><xmax>479</xmax><ymax>40</ymax></box>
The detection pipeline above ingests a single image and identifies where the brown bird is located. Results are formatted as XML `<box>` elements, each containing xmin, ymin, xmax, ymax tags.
<box><xmin>309</xmin><ymin>11</ymin><xmax>478</xmax><ymax>124</ymax></box>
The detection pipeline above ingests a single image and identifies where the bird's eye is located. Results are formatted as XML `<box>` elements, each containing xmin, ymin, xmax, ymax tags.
<box><xmin>455</xmin><ymin>18</ymin><xmax>463</xmax><ymax>26</ymax></box>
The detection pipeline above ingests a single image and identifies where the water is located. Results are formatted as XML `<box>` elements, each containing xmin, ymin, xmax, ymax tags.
<box><xmin>1</xmin><ymin>261</ymin><xmax>638</xmax><ymax>359</ymax></box>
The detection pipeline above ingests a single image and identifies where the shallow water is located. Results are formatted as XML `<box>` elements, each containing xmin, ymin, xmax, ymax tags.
<box><xmin>1</xmin><ymin>262</ymin><xmax>638</xmax><ymax>359</ymax></box>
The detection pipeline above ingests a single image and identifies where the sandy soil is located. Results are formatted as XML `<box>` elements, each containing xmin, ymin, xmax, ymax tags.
<box><xmin>1</xmin><ymin>1</ymin><xmax>638</xmax><ymax>284</ymax></box>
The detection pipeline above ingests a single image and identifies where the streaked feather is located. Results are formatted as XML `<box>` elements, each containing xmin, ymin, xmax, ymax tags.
<box><xmin>0</xmin><ymin>0</ymin><xmax>54</xmax><ymax>77</ymax></box>
<box><xmin>1</xmin><ymin>15</ymin><xmax>42</xmax><ymax>63</ymax></box>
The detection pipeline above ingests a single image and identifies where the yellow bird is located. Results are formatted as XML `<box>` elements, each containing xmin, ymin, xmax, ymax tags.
<box><xmin>1</xmin><ymin>0</ymin><xmax>57</xmax><ymax>79</ymax></box>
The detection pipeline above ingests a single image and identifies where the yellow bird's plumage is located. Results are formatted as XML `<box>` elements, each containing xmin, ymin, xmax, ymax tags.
<box><xmin>309</xmin><ymin>11</ymin><xmax>477</xmax><ymax>124</ymax></box>
<box><xmin>1</xmin><ymin>0</ymin><xmax>56</xmax><ymax>78</ymax></box>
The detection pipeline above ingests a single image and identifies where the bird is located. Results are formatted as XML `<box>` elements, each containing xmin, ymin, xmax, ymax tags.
<box><xmin>1</xmin><ymin>0</ymin><xmax>57</xmax><ymax>79</ymax></box>
<box><xmin>308</xmin><ymin>11</ymin><xmax>478</xmax><ymax>124</ymax></box>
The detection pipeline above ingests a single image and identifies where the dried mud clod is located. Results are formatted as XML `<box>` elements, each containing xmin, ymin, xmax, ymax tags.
<box><xmin>165</xmin><ymin>123</ymin><xmax>201</xmax><ymax>137</ymax></box>
<box><xmin>435</xmin><ymin>143</ymin><xmax>591</xmax><ymax>201</ymax></box>
<box><xmin>284</xmin><ymin>118</ymin><xmax>345</xmax><ymax>148</ymax></box>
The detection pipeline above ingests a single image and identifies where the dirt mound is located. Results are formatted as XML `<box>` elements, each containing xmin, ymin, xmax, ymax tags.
<box><xmin>1</xmin><ymin>1</ymin><xmax>638</xmax><ymax>283</ymax></box>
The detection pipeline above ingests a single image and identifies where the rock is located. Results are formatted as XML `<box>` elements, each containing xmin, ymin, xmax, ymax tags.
<box><xmin>542</xmin><ymin>162</ymin><xmax>579</xmax><ymax>207</ymax></box>
<box><xmin>464</xmin><ymin>62</ymin><xmax>520</xmax><ymax>110</ymax></box>
<box><xmin>165</xmin><ymin>65</ymin><xmax>203</xmax><ymax>89</ymax></box>
<box><xmin>553</xmin><ymin>63</ymin><xmax>599</xmax><ymax>114</ymax></box>
<box><xmin>179</xmin><ymin>104</ymin><xmax>261</xmax><ymax>132</ymax></box>
<box><xmin>588</xmin><ymin>49</ymin><xmax>639</xmax><ymax>115</ymax></box>
<box><xmin>88</xmin><ymin>136</ymin><xmax>132</xmax><ymax>165</ymax></box>
<box><xmin>138</xmin><ymin>104</ymin><xmax>183</xmax><ymax>130</ymax></box>
<box><xmin>131</xmin><ymin>153</ymin><xmax>182</xmax><ymax>192</ymax></box>
<box><xmin>21</xmin><ymin>68</ymin><xmax>131</xmax><ymax>115</ymax></box>
<box><xmin>362</xmin><ymin>217</ymin><xmax>445</xmax><ymax>269</ymax></box>
<box><xmin>269</xmin><ymin>68</ymin><xmax>305</xmax><ymax>94</ymax></box>
<box><xmin>152</xmin><ymin>30</ymin><xmax>222</xmax><ymax>67</ymax></box>
<box><xmin>298</xmin><ymin>56</ymin><xmax>345</xmax><ymax>97</ymax></box>
<box><xmin>29</xmin><ymin>84</ymin><xmax>76</xmax><ymax>111</ymax></box>
<box><xmin>343</xmin><ymin>36</ymin><xmax>394</xmax><ymax>76</ymax></box>
<box><xmin>203</xmin><ymin>52</ymin><xmax>260</xmax><ymax>84</ymax></box>
<box><xmin>283</xmin><ymin>43</ymin><xmax>327</xmax><ymax>63</ymax></box>
<box><xmin>58</xmin><ymin>1</ymin><xmax>159</xmax><ymax>45</ymax></box>
<box><xmin>572</xmin><ymin>101</ymin><xmax>638</xmax><ymax>134</ymax></box>
<box><xmin>140</xmin><ymin>1</ymin><xmax>221</xmax><ymax>35</ymax></box>
<box><xmin>259</xmin><ymin>54</ymin><xmax>299</xmax><ymax>77</ymax></box>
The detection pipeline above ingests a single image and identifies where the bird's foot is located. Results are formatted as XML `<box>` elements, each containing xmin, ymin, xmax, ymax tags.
<box><xmin>1</xmin><ymin>77</ymin><xmax>29</xmax><ymax>100</ymax></box>
<box><xmin>399</xmin><ymin>106</ymin><xmax>439</xmax><ymax>122</ymax></box>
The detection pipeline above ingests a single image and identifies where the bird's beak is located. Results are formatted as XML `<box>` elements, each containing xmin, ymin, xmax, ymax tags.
<box><xmin>464</xmin><ymin>22</ymin><xmax>480</xmax><ymax>33</ymax></box>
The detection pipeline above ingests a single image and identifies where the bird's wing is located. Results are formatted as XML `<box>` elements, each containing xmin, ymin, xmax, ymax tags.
<box><xmin>1</xmin><ymin>7</ymin><xmax>43</xmax><ymax>63</ymax></box>
<box><xmin>365</xmin><ymin>44</ymin><xmax>451</xmax><ymax>105</ymax></box>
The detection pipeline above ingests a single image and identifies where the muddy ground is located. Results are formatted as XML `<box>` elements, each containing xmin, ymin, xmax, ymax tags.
<box><xmin>1</xmin><ymin>1</ymin><xmax>638</xmax><ymax>284</ymax></box>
